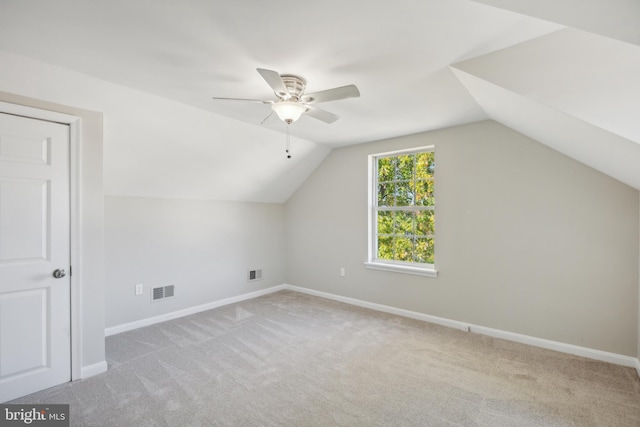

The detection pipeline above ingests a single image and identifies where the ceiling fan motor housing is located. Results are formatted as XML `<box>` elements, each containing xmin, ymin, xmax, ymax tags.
<box><xmin>279</xmin><ymin>75</ymin><xmax>306</xmax><ymax>100</ymax></box>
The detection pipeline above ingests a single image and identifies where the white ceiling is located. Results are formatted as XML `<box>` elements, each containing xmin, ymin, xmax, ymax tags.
<box><xmin>451</xmin><ymin>26</ymin><xmax>640</xmax><ymax>189</ymax></box>
<box><xmin>0</xmin><ymin>0</ymin><xmax>639</xmax><ymax>201</ymax></box>
<box><xmin>0</xmin><ymin>0</ymin><xmax>561</xmax><ymax>146</ymax></box>
<box><xmin>469</xmin><ymin>0</ymin><xmax>640</xmax><ymax>46</ymax></box>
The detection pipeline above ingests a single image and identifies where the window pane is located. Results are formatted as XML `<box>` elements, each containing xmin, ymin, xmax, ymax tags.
<box><xmin>416</xmin><ymin>152</ymin><xmax>435</xmax><ymax>179</ymax></box>
<box><xmin>394</xmin><ymin>210</ymin><xmax>413</xmax><ymax>236</ymax></box>
<box><xmin>395</xmin><ymin>181</ymin><xmax>414</xmax><ymax>206</ymax></box>
<box><xmin>415</xmin><ymin>179</ymin><xmax>434</xmax><ymax>206</ymax></box>
<box><xmin>414</xmin><ymin>237</ymin><xmax>435</xmax><ymax>264</ymax></box>
<box><xmin>415</xmin><ymin>210</ymin><xmax>434</xmax><ymax>236</ymax></box>
<box><xmin>377</xmin><ymin>210</ymin><xmax>394</xmax><ymax>235</ymax></box>
<box><xmin>378</xmin><ymin>157</ymin><xmax>394</xmax><ymax>183</ymax></box>
<box><xmin>394</xmin><ymin>237</ymin><xmax>413</xmax><ymax>262</ymax></box>
<box><xmin>377</xmin><ymin>236</ymin><xmax>394</xmax><ymax>260</ymax></box>
<box><xmin>395</xmin><ymin>155</ymin><xmax>414</xmax><ymax>181</ymax></box>
<box><xmin>378</xmin><ymin>183</ymin><xmax>395</xmax><ymax>206</ymax></box>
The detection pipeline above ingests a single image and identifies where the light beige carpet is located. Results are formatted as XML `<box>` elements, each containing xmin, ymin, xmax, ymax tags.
<box><xmin>11</xmin><ymin>290</ymin><xmax>640</xmax><ymax>426</ymax></box>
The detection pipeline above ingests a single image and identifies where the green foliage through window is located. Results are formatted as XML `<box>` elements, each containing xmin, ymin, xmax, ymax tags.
<box><xmin>375</xmin><ymin>150</ymin><xmax>435</xmax><ymax>264</ymax></box>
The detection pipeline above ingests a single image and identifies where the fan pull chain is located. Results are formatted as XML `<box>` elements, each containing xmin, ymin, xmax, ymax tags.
<box><xmin>285</xmin><ymin>123</ymin><xmax>292</xmax><ymax>159</ymax></box>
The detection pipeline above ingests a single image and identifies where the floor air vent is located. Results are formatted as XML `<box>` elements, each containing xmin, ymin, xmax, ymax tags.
<box><xmin>152</xmin><ymin>285</ymin><xmax>175</xmax><ymax>301</ymax></box>
<box><xmin>248</xmin><ymin>269</ymin><xmax>262</xmax><ymax>282</ymax></box>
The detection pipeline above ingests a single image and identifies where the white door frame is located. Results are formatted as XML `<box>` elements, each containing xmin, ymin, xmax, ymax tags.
<box><xmin>0</xmin><ymin>101</ymin><xmax>83</xmax><ymax>381</ymax></box>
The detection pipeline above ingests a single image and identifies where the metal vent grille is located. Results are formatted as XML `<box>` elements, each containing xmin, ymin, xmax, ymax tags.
<box><xmin>164</xmin><ymin>285</ymin><xmax>174</xmax><ymax>298</ymax></box>
<box><xmin>152</xmin><ymin>285</ymin><xmax>175</xmax><ymax>301</ymax></box>
<box><xmin>248</xmin><ymin>269</ymin><xmax>263</xmax><ymax>282</ymax></box>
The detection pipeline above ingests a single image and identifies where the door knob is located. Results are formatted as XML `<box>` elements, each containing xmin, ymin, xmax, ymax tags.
<box><xmin>53</xmin><ymin>269</ymin><xmax>66</xmax><ymax>279</ymax></box>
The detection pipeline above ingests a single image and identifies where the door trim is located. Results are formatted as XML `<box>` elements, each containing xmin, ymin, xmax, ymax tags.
<box><xmin>0</xmin><ymin>101</ymin><xmax>83</xmax><ymax>381</ymax></box>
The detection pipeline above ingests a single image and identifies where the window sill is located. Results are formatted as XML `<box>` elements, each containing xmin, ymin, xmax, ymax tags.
<box><xmin>364</xmin><ymin>262</ymin><xmax>438</xmax><ymax>277</ymax></box>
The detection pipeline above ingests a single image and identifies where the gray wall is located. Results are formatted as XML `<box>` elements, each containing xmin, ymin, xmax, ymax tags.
<box><xmin>105</xmin><ymin>196</ymin><xmax>286</xmax><ymax>328</ymax></box>
<box><xmin>285</xmin><ymin>120</ymin><xmax>639</xmax><ymax>356</ymax></box>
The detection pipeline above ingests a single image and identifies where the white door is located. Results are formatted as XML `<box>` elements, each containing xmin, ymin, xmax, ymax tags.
<box><xmin>0</xmin><ymin>112</ymin><xmax>71</xmax><ymax>403</ymax></box>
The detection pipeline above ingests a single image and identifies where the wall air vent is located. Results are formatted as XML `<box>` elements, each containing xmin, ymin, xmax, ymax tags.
<box><xmin>152</xmin><ymin>285</ymin><xmax>175</xmax><ymax>302</ymax></box>
<box><xmin>248</xmin><ymin>269</ymin><xmax>263</xmax><ymax>282</ymax></box>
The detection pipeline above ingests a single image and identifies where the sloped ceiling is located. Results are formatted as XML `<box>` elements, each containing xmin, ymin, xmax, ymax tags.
<box><xmin>469</xmin><ymin>0</ymin><xmax>640</xmax><ymax>45</ymax></box>
<box><xmin>453</xmin><ymin>0</ymin><xmax>640</xmax><ymax>190</ymax></box>
<box><xmin>0</xmin><ymin>0</ymin><xmax>638</xmax><ymax>201</ymax></box>
<box><xmin>451</xmin><ymin>27</ymin><xmax>640</xmax><ymax>189</ymax></box>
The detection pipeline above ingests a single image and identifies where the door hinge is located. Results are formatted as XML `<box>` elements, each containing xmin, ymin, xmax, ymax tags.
<box><xmin>69</xmin><ymin>266</ymin><xmax>72</xmax><ymax>276</ymax></box>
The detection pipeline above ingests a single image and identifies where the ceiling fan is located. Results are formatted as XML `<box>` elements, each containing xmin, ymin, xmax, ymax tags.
<box><xmin>212</xmin><ymin>68</ymin><xmax>360</xmax><ymax>125</ymax></box>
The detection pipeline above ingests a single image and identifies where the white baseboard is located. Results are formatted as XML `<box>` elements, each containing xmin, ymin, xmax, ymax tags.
<box><xmin>284</xmin><ymin>284</ymin><xmax>640</xmax><ymax>370</ymax></box>
<box><xmin>285</xmin><ymin>284</ymin><xmax>471</xmax><ymax>332</ymax></box>
<box><xmin>103</xmin><ymin>282</ymin><xmax>640</xmax><ymax>372</ymax></box>
<box><xmin>105</xmin><ymin>285</ymin><xmax>287</xmax><ymax>336</ymax></box>
<box><xmin>81</xmin><ymin>360</ymin><xmax>108</xmax><ymax>379</ymax></box>
<box><xmin>470</xmin><ymin>324</ymin><xmax>638</xmax><ymax>368</ymax></box>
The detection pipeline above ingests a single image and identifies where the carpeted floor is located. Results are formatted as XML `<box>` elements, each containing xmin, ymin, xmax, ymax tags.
<box><xmin>10</xmin><ymin>290</ymin><xmax>640</xmax><ymax>426</ymax></box>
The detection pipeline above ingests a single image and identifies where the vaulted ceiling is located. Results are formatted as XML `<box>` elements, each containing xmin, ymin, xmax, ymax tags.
<box><xmin>0</xmin><ymin>0</ymin><xmax>638</xmax><ymax>201</ymax></box>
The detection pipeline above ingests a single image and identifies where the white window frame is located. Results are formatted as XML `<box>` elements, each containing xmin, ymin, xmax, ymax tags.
<box><xmin>364</xmin><ymin>145</ymin><xmax>438</xmax><ymax>277</ymax></box>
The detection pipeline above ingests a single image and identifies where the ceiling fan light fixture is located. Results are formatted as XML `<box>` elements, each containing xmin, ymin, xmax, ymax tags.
<box><xmin>272</xmin><ymin>101</ymin><xmax>307</xmax><ymax>124</ymax></box>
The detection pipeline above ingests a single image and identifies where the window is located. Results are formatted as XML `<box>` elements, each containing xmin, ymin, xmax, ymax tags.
<box><xmin>365</xmin><ymin>146</ymin><xmax>437</xmax><ymax>277</ymax></box>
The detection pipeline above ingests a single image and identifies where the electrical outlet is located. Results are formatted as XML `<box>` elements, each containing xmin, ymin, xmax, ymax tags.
<box><xmin>340</xmin><ymin>267</ymin><xmax>346</xmax><ymax>277</ymax></box>
<box><xmin>135</xmin><ymin>283</ymin><xmax>144</xmax><ymax>296</ymax></box>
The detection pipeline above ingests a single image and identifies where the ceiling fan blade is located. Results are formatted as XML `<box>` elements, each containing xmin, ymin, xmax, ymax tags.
<box><xmin>302</xmin><ymin>84</ymin><xmax>360</xmax><ymax>104</ymax></box>
<box><xmin>212</xmin><ymin>97</ymin><xmax>273</xmax><ymax>104</ymax></box>
<box><xmin>256</xmin><ymin>68</ymin><xmax>290</xmax><ymax>98</ymax></box>
<box><xmin>305</xmin><ymin>105</ymin><xmax>339</xmax><ymax>124</ymax></box>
